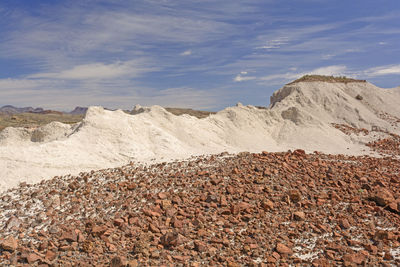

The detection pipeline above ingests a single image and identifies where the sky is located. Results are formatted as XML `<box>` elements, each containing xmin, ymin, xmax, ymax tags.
<box><xmin>0</xmin><ymin>0</ymin><xmax>400</xmax><ymax>111</ymax></box>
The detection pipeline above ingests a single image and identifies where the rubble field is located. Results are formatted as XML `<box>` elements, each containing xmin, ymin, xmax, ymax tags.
<box><xmin>0</xmin><ymin>147</ymin><xmax>399</xmax><ymax>266</ymax></box>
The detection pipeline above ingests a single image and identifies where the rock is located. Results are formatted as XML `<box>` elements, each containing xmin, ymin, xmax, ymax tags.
<box><xmin>293</xmin><ymin>211</ymin><xmax>305</xmax><ymax>221</ymax></box>
<box><xmin>110</xmin><ymin>256</ymin><xmax>123</xmax><ymax>267</ymax></box>
<box><xmin>276</xmin><ymin>243</ymin><xmax>293</xmax><ymax>255</ymax></box>
<box><xmin>288</xmin><ymin>190</ymin><xmax>302</xmax><ymax>203</ymax></box>
<box><xmin>194</xmin><ymin>240</ymin><xmax>207</xmax><ymax>252</ymax></box>
<box><xmin>339</xmin><ymin>218</ymin><xmax>351</xmax><ymax>229</ymax></box>
<box><xmin>45</xmin><ymin>250</ymin><xmax>57</xmax><ymax>261</ymax></box>
<box><xmin>373</xmin><ymin>188</ymin><xmax>395</xmax><ymax>206</ymax></box>
<box><xmin>91</xmin><ymin>225</ymin><xmax>107</xmax><ymax>236</ymax></box>
<box><xmin>160</xmin><ymin>232</ymin><xmax>185</xmax><ymax>248</ymax></box>
<box><xmin>126</xmin><ymin>260</ymin><xmax>138</xmax><ymax>267</ymax></box>
<box><xmin>0</xmin><ymin>236</ymin><xmax>18</xmax><ymax>251</ymax></box>
<box><xmin>27</xmin><ymin>253</ymin><xmax>42</xmax><ymax>264</ymax></box>
<box><xmin>261</xmin><ymin>199</ymin><xmax>274</xmax><ymax>210</ymax></box>
<box><xmin>342</xmin><ymin>252</ymin><xmax>366</xmax><ymax>265</ymax></box>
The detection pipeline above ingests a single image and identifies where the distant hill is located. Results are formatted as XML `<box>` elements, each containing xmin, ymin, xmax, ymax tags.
<box><xmin>69</xmin><ymin>106</ymin><xmax>88</xmax><ymax>115</ymax></box>
<box><xmin>0</xmin><ymin>105</ymin><xmax>44</xmax><ymax>115</ymax></box>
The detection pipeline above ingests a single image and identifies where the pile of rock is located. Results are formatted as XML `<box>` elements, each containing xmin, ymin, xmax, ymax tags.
<box><xmin>366</xmin><ymin>133</ymin><xmax>400</xmax><ymax>156</ymax></box>
<box><xmin>0</xmin><ymin>150</ymin><xmax>399</xmax><ymax>266</ymax></box>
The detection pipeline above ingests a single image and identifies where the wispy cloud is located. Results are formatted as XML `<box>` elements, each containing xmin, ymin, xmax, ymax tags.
<box><xmin>260</xmin><ymin>65</ymin><xmax>347</xmax><ymax>83</ymax></box>
<box><xmin>180</xmin><ymin>50</ymin><xmax>192</xmax><ymax>56</ymax></box>
<box><xmin>256</xmin><ymin>37</ymin><xmax>289</xmax><ymax>49</ymax></box>
<box><xmin>364</xmin><ymin>64</ymin><xmax>400</xmax><ymax>77</ymax></box>
<box><xmin>29</xmin><ymin>60</ymin><xmax>155</xmax><ymax>80</ymax></box>
<box><xmin>234</xmin><ymin>72</ymin><xmax>256</xmax><ymax>82</ymax></box>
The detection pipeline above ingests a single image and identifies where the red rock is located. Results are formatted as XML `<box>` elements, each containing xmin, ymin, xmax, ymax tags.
<box><xmin>110</xmin><ymin>256</ymin><xmax>123</xmax><ymax>267</ymax></box>
<box><xmin>339</xmin><ymin>218</ymin><xmax>351</xmax><ymax>229</ymax></box>
<box><xmin>261</xmin><ymin>199</ymin><xmax>274</xmax><ymax>210</ymax></box>
<box><xmin>276</xmin><ymin>243</ymin><xmax>293</xmax><ymax>255</ymax></box>
<box><xmin>114</xmin><ymin>218</ymin><xmax>124</xmax><ymax>226</ymax></box>
<box><xmin>194</xmin><ymin>240</ymin><xmax>207</xmax><ymax>252</ymax></box>
<box><xmin>45</xmin><ymin>250</ymin><xmax>56</xmax><ymax>261</ymax></box>
<box><xmin>342</xmin><ymin>252</ymin><xmax>366</xmax><ymax>265</ymax></box>
<box><xmin>373</xmin><ymin>188</ymin><xmax>395</xmax><ymax>206</ymax></box>
<box><xmin>365</xmin><ymin>244</ymin><xmax>378</xmax><ymax>255</ymax></box>
<box><xmin>149</xmin><ymin>223</ymin><xmax>160</xmax><ymax>233</ymax></box>
<box><xmin>127</xmin><ymin>260</ymin><xmax>138</xmax><ymax>267</ymax></box>
<box><xmin>288</xmin><ymin>190</ymin><xmax>302</xmax><ymax>202</ymax></box>
<box><xmin>27</xmin><ymin>253</ymin><xmax>42</xmax><ymax>264</ymax></box>
<box><xmin>127</xmin><ymin>183</ymin><xmax>137</xmax><ymax>190</ymax></box>
<box><xmin>172</xmin><ymin>255</ymin><xmax>190</xmax><ymax>262</ymax></box>
<box><xmin>293</xmin><ymin>211</ymin><xmax>305</xmax><ymax>221</ymax></box>
<box><xmin>60</xmin><ymin>230</ymin><xmax>77</xmax><ymax>242</ymax></box>
<box><xmin>383</xmin><ymin>251</ymin><xmax>393</xmax><ymax>260</ymax></box>
<box><xmin>293</xmin><ymin>149</ymin><xmax>306</xmax><ymax>156</ymax></box>
<box><xmin>91</xmin><ymin>225</ymin><xmax>107</xmax><ymax>236</ymax></box>
<box><xmin>0</xmin><ymin>236</ymin><xmax>18</xmax><ymax>251</ymax></box>
<box><xmin>160</xmin><ymin>232</ymin><xmax>185</xmax><ymax>247</ymax></box>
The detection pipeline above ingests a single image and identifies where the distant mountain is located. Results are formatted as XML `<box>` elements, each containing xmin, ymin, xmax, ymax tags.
<box><xmin>0</xmin><ymin>105</ymin><xmax>44</xmax><ymax>115</ymax></box>
<box><xmin>69</xmin><ymin>106</ymin><xmax>88</xmax><ymax>115</ymax></box>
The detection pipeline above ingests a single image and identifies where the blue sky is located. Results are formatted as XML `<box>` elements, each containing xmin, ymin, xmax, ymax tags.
<box><xmin>0</xmin><ymin>0</ymin><xmax>399</xmax><ymax>111</ymax></box>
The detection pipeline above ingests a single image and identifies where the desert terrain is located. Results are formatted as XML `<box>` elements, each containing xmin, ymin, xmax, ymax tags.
<box><xmin>0</xmin><ymin>75</ymin><xmax>399</xmax><ymax>266</ymax></box>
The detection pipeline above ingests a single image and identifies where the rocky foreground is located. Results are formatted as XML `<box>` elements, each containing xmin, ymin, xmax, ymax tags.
<box><xmin>0</xmin><ymin>148</ymin><xmax>399</xmax><ymax>266</ymax></box>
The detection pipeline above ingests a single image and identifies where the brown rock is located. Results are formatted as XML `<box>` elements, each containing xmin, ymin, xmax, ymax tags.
<box><xmin>339</xmin><ymin>218</ymin><xmax>351</xmax><ymax>229</ymax></box>
<box><xmin>91</xmin><ymin>225</ymin><xmax>107</xmax><ymax>236</ymax></box>
<box><xmin>0</xmin><ymin>236</ymin><xmax>18</xmax><ymax>251</ymax></box>
<box><xmin>114</xmin><ymin>218</ymin><xmax>124</xmax><ymax>226</ymax></box>
<box><xmin>373</xmin><ymin>188</ymin><xmax>395</xmax><ymax>206</ymax></box>
<box><xmin>194</xmin><ymin>240</ymin><xmax>207</xmax><ymax>252</ymax></box>
<box><xmin>261</xmin><ymin>199</ymin><xmax>274</xmax><ymax>211</ymax></box>
<box><xmin>160</xmin><ymin>232</ymin><xmax>185</xmax><ymax>248</ymax></box>
<box><xmin>293</xmin><ymin>211</ymin><xmax>305</xmax><ymax>221</ymax></box>
<box><xmin>288</xmin><ymin>190</ymin><xmax>302</xmax><ymax>203</ymax></box>
<box><xmin>45</xmin><ymin>250</ymin><xmax>57</xmax><ymax>261</ymax></box>
<box><xmin>276</xmin><ymin>243</ymin><xmax>293</xmax><ymax>255</ymax></box>
<box><xmin>126</xmin><ymin>260</ymin><xmax>138</xmax><ymax>267</ymax></box>
<box><xmin>110</xmin><ymin>256</ymin><xmax>123</xmax><ymax>267</ymax></box>
<box><xmin>342</xmin><ymin>252</ymin><xmax>366</xmax><ymax>265</ymax></box>
<box><xmin>27</xmin><ymin>253</ymin><xmax>42</xmax><ymax>264</ymax></box>
<box><xmin>60</xmin><ymin>230</ymin><xmax>77</xmax><ymax>242</ymax></box>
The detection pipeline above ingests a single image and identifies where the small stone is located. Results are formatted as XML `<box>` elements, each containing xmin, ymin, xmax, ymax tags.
<box><xmin>342</xmin><ymin>252</ymin><xmax>366</xmax><ymax>265</ymax></box>
<box><xmin>194</xmin><ymin>240</ymin><xmax>207</xmax><ymax>252</ymax></box>
<box><xmin>45</xmin><ymin>250</ymin><xmax>57</xmax><ymax>261</ymax></box>
<box><xmin>160</xmin><ymin>232</ymin><xmax>185</xmax><ymax>248</ymax></box>
<box><xmin>114</xmin><ymin>218</ymin><xmax>124</xmax><ymax>226</ymax></box>
<box><xmin>110</xmin><ymin>256</ymin><xmax>123</xmax><ymax>267</ymax></box>
<box><xmin>261</xmin><ymin>199</ymin><xmax>274</xmax><ymax>210</ymax></box>
<box><xmin>293</xmin><ymin>211</ymin><xmax>305</xmax><ymax>221</ymax></box>
<box><xmin>276</xmin><ymin>243</ymin><xmax>293</xmax><ymax>255</ymax></box>
<box><xmin>27</xmin><ymin>253</ymin><xmax>42</xmax><ymax>264</ymax></box>
<box><xmin>0</xmin><ymin>236</ymin><xmax>18</xmax><ymax>251</ymax></box>
<box><xmin>373</xmin><ymin>188</ymin><xmax>395</xmax><ymax>206</ymax></box>
<box><xmin>288</xmin><ymin>190</ymin><xmax>302</xmax><ymax>203</ymax></box>
<box><xmin>127</xmin><ymin>260</ymin><xmax>138</xmax><ymax>267</ymax></box>
<box><xmin>339</xmin><ymin>218</ymin><xmax>351</xmax><ymax>229</ymax></box>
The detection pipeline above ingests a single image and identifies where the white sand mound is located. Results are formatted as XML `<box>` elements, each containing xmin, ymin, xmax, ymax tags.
<box><xmin>0</xmin><ymin>81</ymin><xmax>399</xmax><ymax>191</ymax></box>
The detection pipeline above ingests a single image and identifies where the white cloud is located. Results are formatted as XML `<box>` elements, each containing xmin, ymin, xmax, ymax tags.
<box><xmin>0</xmin><ymin>78</ymin><xmax>43</xmax><ymax>89</ymax></box>
<box><xmin>260</xmin><ymin>65</ymin><xmax>348</xmax><ymax>83</ymax></box>
<box><xmin>180</xmin><ymin>50</ymin><xmax>192</xmax><ymax>56</ymax></box>
<box><xmin>234</xmin><ymin>73</ymin><xmax>256</xmax><ymax>82</ymax></box>
<box><xmin>379</xmin><ymin>41</ymin><xmax>387</xmax><ymax>45</ymax></box>
<box><xmin>256</xmin><ymin>37</ymin><xmax>289</xmax><ymax>49</ymax></box>
<box><xmin>29</xmin><ymin>60</ymin><xmax>154</xmax><ymax>80</ymax></box>
<box><xmin>364</xmin><ymin>64</ymin><xmax>400</xmax><ymax>76</ymax></box>
<box><xmin>308</xmin><ymin>65</ymin><xmax>347</xmax><ymax>76</ymax></box>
